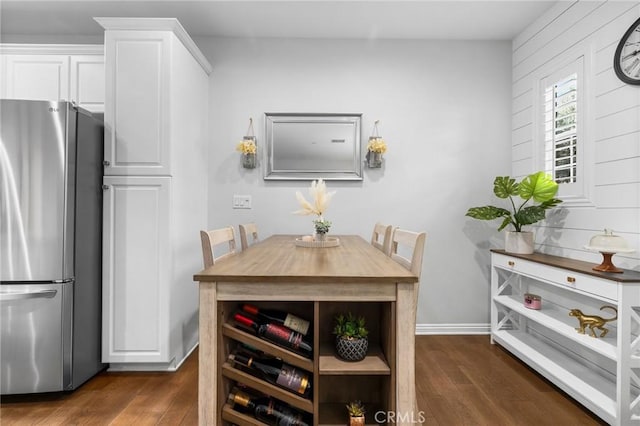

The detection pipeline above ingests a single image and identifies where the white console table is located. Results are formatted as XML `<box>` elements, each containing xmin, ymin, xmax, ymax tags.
<box><xmin>490</xmin><ymin>249</ymin><xmax>640</xmax><ymax>425</ymax></box>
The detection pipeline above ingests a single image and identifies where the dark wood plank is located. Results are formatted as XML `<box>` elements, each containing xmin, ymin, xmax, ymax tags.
<box><xmin>415</xmin><ymin>335</ymin><xmax>606</xmax><ymax>426</ymax></box>
<box><xmin>0</xmin><ymin>336</ymin><xmax>606</xmax><ymax>425</ymax></box>
<box><xmin>491</xmin><ymin>249</ymin><xmax>640</xmax><ymax>282</ymax></box>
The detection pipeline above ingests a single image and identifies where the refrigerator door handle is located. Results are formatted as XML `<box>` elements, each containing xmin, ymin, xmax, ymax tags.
<box><xmin>0</xmin><ymin>289</ymin><xmax>57</xmax><ymax>301</ymax></box>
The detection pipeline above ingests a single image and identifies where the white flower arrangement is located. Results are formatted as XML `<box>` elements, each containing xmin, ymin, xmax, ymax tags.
<box><xmin>366</xmin><ymin>137</ymin><xmax>387</xmax><ymax>154</ymax></box>
<box><xmin>236</xmin><ymin>138</ymin><xmax>257</xmax><ymax>155</ymax></box>
<box><xmin>294</xmin><ymin>179</ymin><xmax>335</xmax><ymax>234</ymax></box>
<box><xmin>294</xmin><ymin>179</ymin><xmax>335</xmax><ymax>217</ymax></box>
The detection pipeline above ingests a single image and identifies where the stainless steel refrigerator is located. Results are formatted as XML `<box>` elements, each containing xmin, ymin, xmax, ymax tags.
<box><xmin>0</xmin><ymin>99</ymin><xmax>105</xmax><ymax>394</ymax></box>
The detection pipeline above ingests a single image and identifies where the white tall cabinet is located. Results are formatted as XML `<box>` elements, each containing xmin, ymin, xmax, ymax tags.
<box><xmin>0</xmin><ymin>44</ymin><xmax>104</xmax><ymax>112</ymax></box>
<box><xmin>96</xmin><ymin>18</ymin><xmax>212</xmax><ymax>370</ymax></box>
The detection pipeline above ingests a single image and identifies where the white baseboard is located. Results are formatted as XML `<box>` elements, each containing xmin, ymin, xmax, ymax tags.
<box><xmin>415</xmin><ymin>323</ymin><xmax>490</xmax><ymax>335</ymax></box>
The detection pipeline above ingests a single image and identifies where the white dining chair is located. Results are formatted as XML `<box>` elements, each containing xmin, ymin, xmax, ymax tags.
<box><xmin>389</xmin><ymin>228</ymin><xmax>426</xmax><ymax>278</ymax></box>
<box><xmin>200</xmin><ymin>226</ymin><xmax>237</xmax><ymax>268</ymax></box>
<box><xmin>370</xmin><ymin>222</ymin><xmax>394</xmax><ymax>256</ymax></box>
<box><xmin>239</xmin><ymin>223</ymin><xmax>259</xmax><ymax>251</ymax></box>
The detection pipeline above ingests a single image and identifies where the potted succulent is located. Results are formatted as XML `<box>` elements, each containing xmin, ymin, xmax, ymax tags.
<box><xmin>313</xmin><ymin>218</ymin><xmax>331</xmax><ymax>241</ymax></box>
<box><xmin>465</xmin><ymin>171</ymin><xmax>562</xmax><ymax>254</ymax></box>
<box><xmin>346</xmin><ymin>400</ymin><xmax>366</xmax><ymax>426</ymax></box>
<box><xmin>333</xmin><ymin>312</ymin><xmax>368</xmax><ymax>361</ymax></box>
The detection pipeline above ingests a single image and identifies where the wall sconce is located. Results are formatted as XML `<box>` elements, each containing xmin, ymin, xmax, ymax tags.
<box><xmin>236</xmin><ymin>117</ymin><xmax>257</xmax><ymax>169</ymax></box>
<box><xmin>366</xmin><ymin>120</ymin><xmax>387</xmax><ymax>168</ymax></box>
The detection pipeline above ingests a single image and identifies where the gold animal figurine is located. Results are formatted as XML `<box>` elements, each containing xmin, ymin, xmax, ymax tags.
<box><xmin>568</xmin><ymin>305</ymin><xmax>617</xmax><ymax>338</ymax></box>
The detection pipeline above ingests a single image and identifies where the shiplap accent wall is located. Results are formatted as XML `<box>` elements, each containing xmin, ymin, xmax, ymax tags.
<box><xmin>512</xmin><ymin>1</ymin><xmax>640</xmax><ymax>270</ymax></box>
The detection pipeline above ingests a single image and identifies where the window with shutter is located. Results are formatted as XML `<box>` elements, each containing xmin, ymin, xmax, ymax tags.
<box><xmin>534</xmin><ymin>48</ymin><xmax>594</xmax><ymax>207</ymax></box>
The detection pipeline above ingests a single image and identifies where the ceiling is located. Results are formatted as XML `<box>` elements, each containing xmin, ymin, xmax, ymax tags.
<box><xmin>0</xmin><ymin>0</ymin><xmax>558</xmax><ymax>41</ymax></box>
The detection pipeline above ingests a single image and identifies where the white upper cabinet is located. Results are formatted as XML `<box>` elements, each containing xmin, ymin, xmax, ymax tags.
<box><xmin>0</xmin><ymin>45</ymin><xmax>104</xmax><ymax>112</ymax></box>
<box><xmin>97</xmin><ymin>18</ymin><xmax>213</xmax><ymax>177</ymax></box>
<box><xmin>102</xmin><ymin>31</ymin><xmax>170</xmax><ymax>176</ymax></box>
<box><xmin>2</xmin><ymin>54</ymin><xmax>69</xmax><ymax>101</ymax></box>
<box><xmin>70</xmin><ymin>55</ymin><xmax>105</xmax><ymax>113</ymax></box>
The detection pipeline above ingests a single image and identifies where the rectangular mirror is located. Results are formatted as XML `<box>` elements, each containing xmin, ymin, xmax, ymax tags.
<box><xmin>264</xmin><ymin>113</ymin><xmax>362</xmax><ymax>181</ymax></box>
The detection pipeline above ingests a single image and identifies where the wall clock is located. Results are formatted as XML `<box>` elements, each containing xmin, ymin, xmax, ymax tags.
<box><xmin>614</xmin><ymin>17</ymin><xmax>640</xmax><ymax>85</ymax></box>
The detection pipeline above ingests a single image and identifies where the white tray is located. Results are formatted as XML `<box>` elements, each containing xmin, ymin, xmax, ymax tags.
<box><xmin>294</xmin><ymin>236</ymin><xmax>340</xmax><ymax>248</ymax></box>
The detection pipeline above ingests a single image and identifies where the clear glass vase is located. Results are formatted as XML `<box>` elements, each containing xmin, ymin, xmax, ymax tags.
<box><xmin>242</xmin><ymin>153</ymin><xmax>256</xmax><ymax>169</ymax></box>
<box><xmin>366</xmin><ymin>151</ymin><xmax>382</xmax><ymax>168</ymax></box>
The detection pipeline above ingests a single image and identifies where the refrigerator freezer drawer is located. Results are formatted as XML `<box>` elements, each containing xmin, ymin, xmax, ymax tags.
<box><xmin>1</xmin><ymin>283</ymin><xmax>72</xmax><ymax>394</ymax></box>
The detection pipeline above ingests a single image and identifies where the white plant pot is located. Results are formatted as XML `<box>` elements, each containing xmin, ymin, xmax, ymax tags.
<box><xmin>505</xmin><ymin>231</ymin><xmax>535</xmax><ymax>254</ymax></box>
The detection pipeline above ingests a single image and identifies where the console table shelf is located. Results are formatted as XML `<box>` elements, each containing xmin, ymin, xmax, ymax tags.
<box><xmin>492</xmin><ymin>330</ymin><xmax>618</xmax><ymax>420</ymax></box>
<box><xmin>491</xmin><ymin>249</ymin><xmax>640</xmax><ymax>425</ymax></box>
<box><xmin>493</xmin><ymin>295</ymin><xmax>618</xmax><ymax>360</ymax></box>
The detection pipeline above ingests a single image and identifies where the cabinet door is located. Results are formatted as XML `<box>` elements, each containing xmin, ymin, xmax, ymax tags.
<box><xmin>102</xmin><ymin>176</ymin><xmax>171</xmax><ymax>363</ymax></box>
<box><xmin>103</xmin><ymin>31</ymin><xmax>171</xmax><ymax>176</ymax></box>
<box><xmin>1</xmin><ymin>54</ymin><xmax>69</xmax><ymax>101</ymax></box>
<box><xmin>70</xmin><ymin>55</ymin><xmax>105</xmax><ymax>113</ymax></box>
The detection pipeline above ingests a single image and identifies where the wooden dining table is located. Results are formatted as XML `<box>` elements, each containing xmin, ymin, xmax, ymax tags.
<box><xmin>193</xmin><ymin>234</ymin><xmax>422</xmax><ymax>425</ymax></box>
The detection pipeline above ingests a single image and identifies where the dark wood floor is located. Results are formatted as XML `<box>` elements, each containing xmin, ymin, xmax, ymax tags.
<box><xmin>0</xmin><ymin>335</ymin><xmax>605</xmax><ymax>425</ymax></box>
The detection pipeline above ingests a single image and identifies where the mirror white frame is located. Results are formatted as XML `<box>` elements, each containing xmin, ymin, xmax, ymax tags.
<box><xmin>264</xmin><ymin>113</ymin><xmax>363</xmax><ymax>181</ymax></box>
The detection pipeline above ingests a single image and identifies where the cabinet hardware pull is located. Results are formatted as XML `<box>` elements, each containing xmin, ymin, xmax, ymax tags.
<box><xmin>508</xmin><ymin>261</ymin><xmax>515</xmax><ymax>266</ymax></box>
<box><xmin>567</xmin><ymin>277</ymin><xmax>576</xmax><ymax>283</ymax></box>
<box><xmin>102</xmin><ymin>185</ymin><xmax>110</xmax><ymax>190</ymax></box>
<box><xmin>103</xmin><ymin>160</ymin><xmax>110</xmax><ymax>166</ymax></box>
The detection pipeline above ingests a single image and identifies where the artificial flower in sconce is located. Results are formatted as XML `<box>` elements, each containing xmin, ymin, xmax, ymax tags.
<box><xmin>366</xmin><ymin>120</ymin><xmax>387</xmax><ymax>168</ymax></box>
<box><xmin>236</xmin><ymin>118</ymin><xmax>257</xmax><ymax>169</ymax></box>
<box><xmin>293</xmin><ymin>179</ymin><xmax>336</xmax><ymax>240</ymax></box>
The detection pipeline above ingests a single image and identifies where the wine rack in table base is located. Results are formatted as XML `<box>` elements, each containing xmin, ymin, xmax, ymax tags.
<box><xmin>217</xmin><ymin>300</ymin><xmax>396</xmax><ymax>426</ymax></box>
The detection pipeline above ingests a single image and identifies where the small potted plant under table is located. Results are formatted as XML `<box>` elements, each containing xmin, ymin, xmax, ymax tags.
<box><xmin>333</xmin><ymin>312</ymin><xmax>369</xmax><ymax>362</ymax></box>
<box><xmin>346</xmin><ymin>400</ymin><xmax>366</xmax><ymax>426</ymax></box>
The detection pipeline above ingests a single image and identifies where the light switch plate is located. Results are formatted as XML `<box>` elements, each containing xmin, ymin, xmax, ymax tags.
<box><xmin>233</xmin><ymin>195</ymin><xmax>252</xmax><ymax>209</ymax></box>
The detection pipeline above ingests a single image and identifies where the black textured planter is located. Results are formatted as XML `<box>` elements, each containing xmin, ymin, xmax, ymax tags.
<box><xmin>336</xmin><ymin>336</ymin><xmax>368</xmax><ymax>361</ymax></box>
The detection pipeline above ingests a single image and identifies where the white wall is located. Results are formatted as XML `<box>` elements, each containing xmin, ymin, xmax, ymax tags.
<box><xmin>511</xmin><ymin>1</ymin><xmax>640</xmax><ymax>269</ymax></box>
<box><xmin>197</xmin><ymin>37</ymin><xmax>512</xmax><ymax>331</ymax></box>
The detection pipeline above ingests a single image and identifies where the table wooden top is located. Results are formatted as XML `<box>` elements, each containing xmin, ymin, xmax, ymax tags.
<box><xmin>194</xmin><ymin>235</ymin><xmax>418</xmax><ymax>284</ymax></box>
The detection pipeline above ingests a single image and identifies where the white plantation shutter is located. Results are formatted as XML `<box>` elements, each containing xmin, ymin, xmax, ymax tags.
<box><xmin>544</xmin><ymin>73</ymin><xmax>577</xmax><ymax>184</ymax></box>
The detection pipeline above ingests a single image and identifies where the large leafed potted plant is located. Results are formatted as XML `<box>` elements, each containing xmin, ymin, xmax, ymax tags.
<box><xmin>465</xmin><ymin>171</ymin><xmax>562</xmax><ymax>254</ymax></box>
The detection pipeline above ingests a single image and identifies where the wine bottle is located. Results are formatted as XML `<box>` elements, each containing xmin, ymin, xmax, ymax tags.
<box><xmin>228</xmin><ymin>388</ymin><xmax>310</xmax><ymax>426</ymax></box>
<box><xmin>236</xmin><ymin>342</ymin><xmax>267</xmax><ymax>358</ymax></box>
<box><xmin>241</xmin><ymin>304</ymin><xmax>311</xmax><ymax>336</ymax></box>
<box><xmin>233</xmin><ymin>312</ymin><xmax>313</xmax><ymax>356</ymax></box>
<box><xmin>228</xmin><ymin>352</ymin><xmax>312</xmax><ymax>396</ymax></box>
